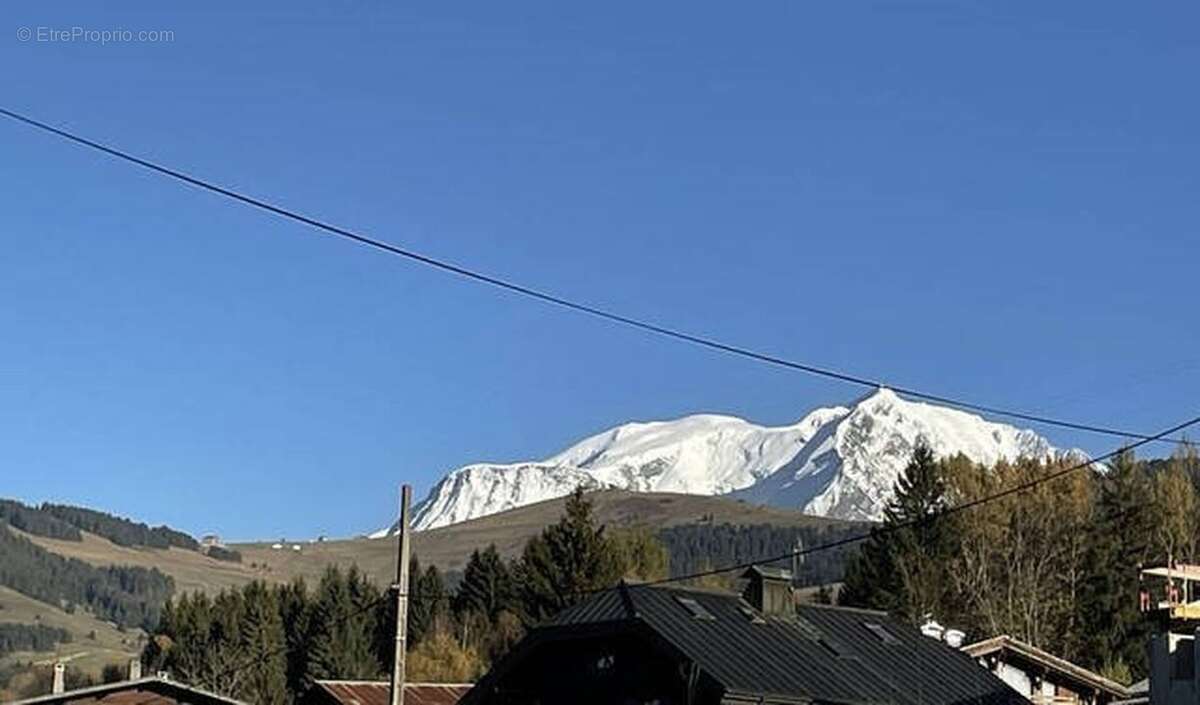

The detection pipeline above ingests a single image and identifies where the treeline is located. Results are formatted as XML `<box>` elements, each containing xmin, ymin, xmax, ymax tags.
<box><xmin>0</xmin><ymin>501</ymin><xmax>81</xmax><ymax>541</ymax></box>
<box><xmin>0</xmin><ymin>623</ymin><xmax>71</xmax><ymax>657</ymax></box>
<box><xmin>0</xmin><ymin>524</ymin><xmax>174</xmax><ymax>629</ymax></box>
<box><xmin>839</xmin><ymin>443</ymin><xmax>1200</xmax><ymax>684</ymax></box>
<box><xmin>41</xmin><ymin>504</ymin><xmax>200</xmax><ymax>551</ymax></box>
<box><xmin>205</xmin><ymin>546</ymin><xmax>243</xmax><ymax>563</ymax></box>
<box><xmin>0</xmin><ymin>498</ymin><xmax>204</xmax><ymax>552</ymax></box>
<box><xmin>146</xmin><ymin>489</ymin><xmax>667</xmax><ymax>705</ymax></box>
<box><xmin>659</xmin><ymin>521</ymin><xmax>863</xmax><ymax>587</ymax></box>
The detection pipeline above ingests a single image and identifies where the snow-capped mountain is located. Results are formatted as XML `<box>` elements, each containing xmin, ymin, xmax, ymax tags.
<box><xmin>731</xmin><ymin>388</ymin><xmax>1058</xmax><ymax>520</ymax></box>
<box><xmin>375</xmin><ymin>388</ymin><xmax>1069</xmax><ymax>535</ymax></box>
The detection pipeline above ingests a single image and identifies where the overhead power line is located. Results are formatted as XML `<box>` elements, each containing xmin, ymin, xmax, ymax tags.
<box><xmin>619</xmin><ymin>410</ymin><xmax>1200</xmax><ymax>590</ymax></box>
<box><xmin>0</xmin><ymin>106</ymin><xmax>1188</xmax><ymax>445</ymax></box>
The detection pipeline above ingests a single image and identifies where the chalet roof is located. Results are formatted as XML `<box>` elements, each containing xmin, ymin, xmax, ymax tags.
<box><xmin>8</xmin><ymin>677</ymin><xmax>247</xmax><ymax>705</ymax></box>
<box><xmin>741</xmin><ymin>565</ymin><xmax>792</xmax><ymax>581</ymax></box>
<box><xmin>307</xmin><ymin>680</ymin><xmax>472</xmax><ymax>705</ymax></box>
<box><xmin>521</xmin><ymin>582</ymin><xmax>1025</xmax><ymax>705</ymax></box>
<box><xmin>962</xmin><ymin>635</ymin><xmax>1131</xmax><ymax>699</ymax></box>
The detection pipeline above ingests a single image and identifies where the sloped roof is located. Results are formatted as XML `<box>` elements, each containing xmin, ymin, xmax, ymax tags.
<box><xmin>962</xmin><ymin>635</ymin><xmax>1131</xmax><ymax>698</ymax></box>
<box><xmin>8</xmin><ymin>677</ymin><xmax>247</xmax><ymax>705</ymax></box>
<box><xmin>308</xmin><ymin>681</ymin><xmax>472</xmax><ymax>705</ymax></box>
<box><xmin>535</xmin><ymin>582</ymin><xmax>1025</xmax><ymax>705</ymax></box>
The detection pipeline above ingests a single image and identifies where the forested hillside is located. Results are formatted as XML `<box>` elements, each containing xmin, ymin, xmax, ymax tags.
<box><xmin>659</xmin><ymin>521</ymin><xmax>863</xmax><ymax>586</ymax></box>
<box><xmin>0</xmin><ymin>501</ymin><xmax>81</xmax><ymax>541</ymax></box>
<box><xmin>0</xmin><ymin>524</ymin><xmax>175</xmax><ymax>629</ymax></box>
<box><xmin>41</xmin><ymin>504</ymin><xmax>200</xmax><ymax>551</ymax></box>
<box><xmin>0</xmin><ymin>624</ymin><xmax>72</xmax><ymax>657</ymax></box>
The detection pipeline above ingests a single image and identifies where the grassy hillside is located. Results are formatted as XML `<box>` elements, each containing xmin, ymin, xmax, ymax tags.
<box><xmin>231</xmin><ymin>489</ymin><xmax>858</xmax><ymax>585</ymax></box>
<box><xmin>21</xmin><ymin>490</ymin><xmax>855</xmax><ymax>591</ymax></box>
<box><xmin>0</xmin><ymin>585</ymin><xmax>140</xmax><ymax>699</ymax></box>
<box><xmin>20</xmin><ymin>529</ymin><xmax>263</xmax><ymax>595</ymax></box>
<box><xmin>5</xmin><ymin>489</ymin><xmax>857</xmax><ymax>686</ymax></box>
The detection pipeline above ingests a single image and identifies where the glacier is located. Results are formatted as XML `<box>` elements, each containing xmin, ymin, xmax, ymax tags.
<box><xmin>374</xmin><ymin>388</ymin><xmax>1069</xmax><ymax>535</ymax></box>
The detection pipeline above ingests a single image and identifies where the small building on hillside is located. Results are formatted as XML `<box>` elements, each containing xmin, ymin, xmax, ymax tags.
<box><xmin>200</xmin><ymin>534</ymin><xmax>223</xmax><ymax>548</ymax></box>
<box><xmin>301</xmin><ymin>680</ymin><xmax>472</xmax><ymax>705</ymax></box>
<box><xmin>460</xmin><ymin>568</ymin><xmax>1025</xmax><ymax>705</ymax></box>
<box><xmin>962</xmin><ymin>635</ymin><xmax>1132</xmax><ymax>704</ymax></box>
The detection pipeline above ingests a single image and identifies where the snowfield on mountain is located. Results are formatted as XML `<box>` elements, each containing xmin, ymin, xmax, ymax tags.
<box><xmin>375</xmin><ymin>388</ymin><xmax>1074</xmax><ymax>534</ymax></box>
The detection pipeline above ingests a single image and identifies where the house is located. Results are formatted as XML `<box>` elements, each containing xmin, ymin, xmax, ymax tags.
<box><xmin>962</xmin><ymin>635</ymin><xmax>1132</xmax><ymax>704</ymax></box>
<box><xmin>1138</xmin><ymin>564</ymin><xmax>1200</xmax><ymax>705</ymax></box>
<box><xmin>300</xmin><ymin>680</ymin><xmax>472</xmax><ymax>705</ymax></box>
<box><xmin>460</xmin><ymin>567</ymin><xmax>1026</xmax><ymax>705</ymax></box>
<box><xmin>9</xmin><ymin>672</ymin><xmax>246</xmax><ymax>705</ymax></box>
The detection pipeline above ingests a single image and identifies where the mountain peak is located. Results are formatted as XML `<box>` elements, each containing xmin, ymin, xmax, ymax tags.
<box><xmin>849</xmin><ymin>386</ymin><xmax>901</xmax><ymax>409</ymax></box>
<box><xmin>376</xmin><ymin>393</ymin><xmax>1068</xmax><ymax>535</ymax></box>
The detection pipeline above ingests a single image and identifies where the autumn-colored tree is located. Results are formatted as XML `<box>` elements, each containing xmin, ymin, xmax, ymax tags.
<box><xmin>610</xmin><ymin>526</ymin><xmax>670</xmax><ymax>581</ymax></box>
<box><xmin>945</xmin><ymin>456</ymin><xmax>1093</xmax><ymax>658</ymax></box>
<box><xmin>405</xmin><ymin>627</ymin><xmax>485</xmax><ymax>682</ymax></box>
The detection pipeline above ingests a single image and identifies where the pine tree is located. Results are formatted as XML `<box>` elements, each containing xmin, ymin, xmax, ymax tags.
<box><xmin>237</xmin><ymin>582</ymin><xmax>288</xmax><ymax>705</ymax></box>
<box><xmin>453</xmin><ymin>545</ymin><xmax>516</xmax><ymax>622</ymax></box>
<box><xmin>1079</xmin><ymin>450</ymin><xmax>1156</xmax><ymax>677</ymax></box>
<box><xmin>276</xmin><ymin>578</ymin><xmax>312</xmax><ymax>702</ymax></box>
<box><xmin>306</xmin><ymin>566</ymin><xmax>381</xmax><ymax>681</ymax></box>
<box><xmin>516</xmin><ymin>487</ymin><xmax>622</xmax><ymax>623</ymax></box>
<box><xmin>839</xmin><ymin>443</ymin><xmax>958</xmax><ymax>622</ymax></box>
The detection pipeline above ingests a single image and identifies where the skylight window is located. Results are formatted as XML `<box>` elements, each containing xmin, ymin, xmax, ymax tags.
<box><xmin>795</xmin><ymin>616</ymin><xmax>856</xmax><ymax>659</ymax></box>
<box><xmin>864</xmin><ymin>622</ymin><xmax>900</xmax><ymax>645</ymax></box>
<box><xmin>676</xmin><ymin>596</ymin><xmax>716</xmax><ymax>621</ymax></box>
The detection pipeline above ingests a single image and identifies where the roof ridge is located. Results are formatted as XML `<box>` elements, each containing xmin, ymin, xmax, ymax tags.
<box><xmin>7</xmin><ymin>677</ymin><xmax>249</xmax><ymax>705</ymax></box>
<box><xmin>797</xmin><ymin>602</ymin><xmax>890</xmax><ymax>617</ymax></box>
<box><xmin>316</xmin><ymin>680</ymin><xmax>473</xmax><ymax>686</ymax></box>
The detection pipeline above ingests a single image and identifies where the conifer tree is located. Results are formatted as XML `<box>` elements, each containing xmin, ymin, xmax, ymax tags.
<box><xmin>454</xmin><ymin>545</ymin><xmax>516</xmax><ymax>622</ymax></box>
<box><xmin>516</xmin><ymin>487</ymin><xmax>622</xmax><ymax>623</ymax></box>
<box><xmin>277</xmin><ymin>578</ymin><xmax>312</xmax><ymax>701</ymax></box>
<box><xmin>839</xmin><ymin>443</ymin><xmax>958</xmax><ymax>622</ymax></box>
<box><xmin>237</xmin><ymin>581</ymin><xmax>288</xmax><ymax>705</ymax></box>
<box><xmin>1079</xmin><ymin>450</ymin><xmax>1156</xmax><ymax>677</ymax></box>
<box><xmin>306</xmin><ymin>566</ymin><xmax>381</xmax><ymax>681</ymax></box>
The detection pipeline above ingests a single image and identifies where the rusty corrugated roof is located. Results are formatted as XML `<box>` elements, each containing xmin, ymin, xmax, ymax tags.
<box><xmin>7</xmin><ymin>677</ymin><xmax>247</xmax><ymax>705</ymax></box>
<box><xmin>311</xmin><ymin>680</ymin><xmax>471</xmax><ymax>705</ymax></box>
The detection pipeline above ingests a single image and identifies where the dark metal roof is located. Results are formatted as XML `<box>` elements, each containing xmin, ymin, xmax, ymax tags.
<box><xmin>309</xmin><ymin>681</ymin><xmax>472</xmax><ymax>705</ymax></box>
<box><xmin>547</xmin><ymin>583</ymin><xmax>1025</xmax><ymax>705</ymax></box>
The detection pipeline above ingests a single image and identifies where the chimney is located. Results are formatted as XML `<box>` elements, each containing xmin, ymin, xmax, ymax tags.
<box><xmin>741</xmin><ymin>566</ymin><xmax>794</xmax><ymax>616</ymax></box>
<box><xmin>52</xmin><ymin>662</ymin><xmax>65</xmax><ymax>694</ymax></box>
<box><xmin>128</xmin><ymin>658</ymin><xmax>142</xmax><ymax>681</ymax></box>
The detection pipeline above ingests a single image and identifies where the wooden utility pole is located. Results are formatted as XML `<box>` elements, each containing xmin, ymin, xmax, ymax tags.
<box><xmin>388</xmin><ymin>485</ymin><xmax>412</xmax><ymax>705</ymax></box>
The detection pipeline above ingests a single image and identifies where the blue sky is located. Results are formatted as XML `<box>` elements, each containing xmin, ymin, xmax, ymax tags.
<box><xmin>1</xmin><ymin>3</ymin><xmax>1197</xmax><ymax>540</ymax></box>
